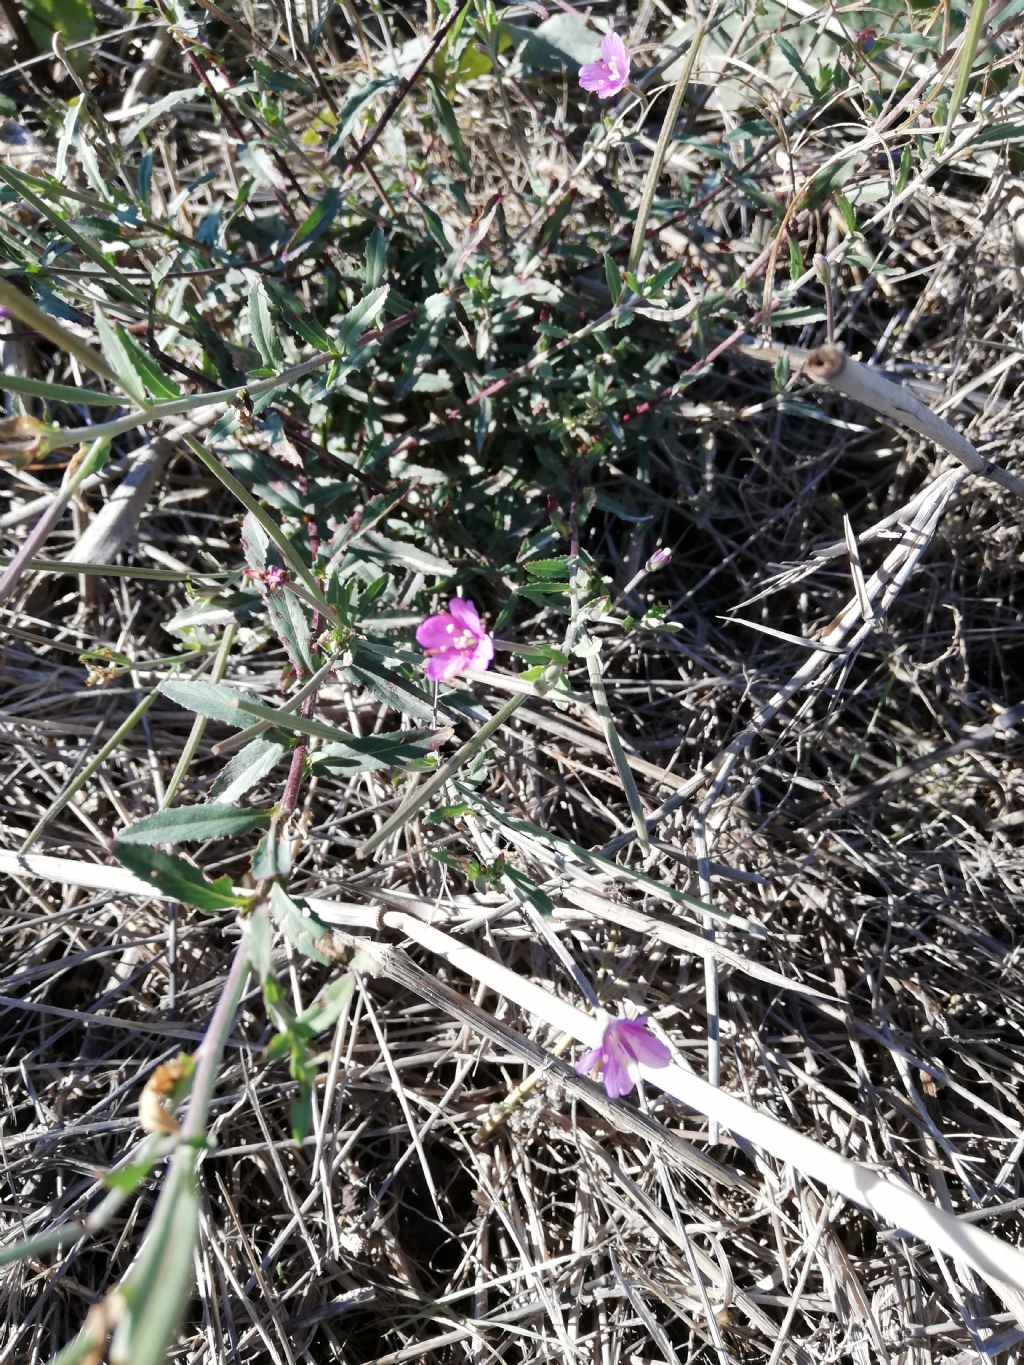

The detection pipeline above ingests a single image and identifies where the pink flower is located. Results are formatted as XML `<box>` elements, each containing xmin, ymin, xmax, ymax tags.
<box><xmin>576</xmin><ymin>1015</ymin><xmax>671</xmax><ymax>1099</ymax></box>
<box><xmin>416</xmin><ymin>597</ymin><xmax>494</xmax><ymax>682</ymax></box>
<box><xmin>579</xmin><ymin>32</ymin><xmax>630</xmax><ymax>100</ymax></box>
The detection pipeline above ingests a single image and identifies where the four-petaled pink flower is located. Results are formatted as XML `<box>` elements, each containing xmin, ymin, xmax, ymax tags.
<box><xmin>579</xmin><ymin>32</ymin><xmax>631</xmax><ymax>100</ymax></box>
<box><xmin>576</xmin><ymin>1014</ymin><xmax>671</xmax><ymax>1098</ymax></box>
<box><xmin>416</xmin><ymin>597</ymin><xmax>494</xmax><ymax>682</ymax></box>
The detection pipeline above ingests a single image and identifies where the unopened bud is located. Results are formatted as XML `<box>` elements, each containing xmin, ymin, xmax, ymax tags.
<box><xmin>138</xmin><ymin>1055</ymin><xmax>193</xmax><ymax>1135</ymax></box>
<box><xmin>646</xmin><ymin>547</ymin><xmax>672</xmax><ymax>572</ymax></box>
<box><xmin>813</xmin><ymin>254</ymin><xmax>831</xmax><ymax>288</ymax></box>
<box><xmin>0</xmin><ymin>414</ymin><xmax>56</xmax><ymax>469</ymax></box>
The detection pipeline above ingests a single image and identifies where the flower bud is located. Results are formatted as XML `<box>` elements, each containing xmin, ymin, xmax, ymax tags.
<box><xmin>646</xmin><ymin>547</ymin><xmax>672</xmax><ymax>572</ymax></box>
<box><xmin>0</xmin><ymin>414</ymin><xmax>56</xmax><ymax>469</ymax></box>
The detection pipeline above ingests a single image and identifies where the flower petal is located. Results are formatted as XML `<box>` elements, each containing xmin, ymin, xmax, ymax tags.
<box><xmin>619</xmin><ymin>1019</ymin><xmax>671</xmax><ymax>1068</ymax></box>
<box><xmin>578</xmin><ymin>60</ymin><xmax>609</xmax><ymax>92</ymax></box>
<box><xmin>575</xmin><ymin>1046</ymin><xmax>603</xmax><ymax>1078</ymax></box>
<box><xmin>601</xmin><ymin>32</ymin><xmax>627</xmax><ymax>69</ymax></box>
<box><xmin>417</xmin><ymin>612</ymin><xmax>457</xmax><ymax>649</ymax></box>
<box><xmin>602</xmin><ymin>1049</ymin><xmax>635</xmax><ymax>1098</ymax></box>
<box><xmin>448</xmin><ymin>597</ymin><xmax>482</xmax><ymax>633</ymax></box>
<box><xmin>424</xmin><ymin>648</ymin><xmax>472</xmax><ymax>682</ymax></box>
<box><xmin>468</xmin><ymin>633</ymin><xmax>494</xmax><ymax>672</ymax></box>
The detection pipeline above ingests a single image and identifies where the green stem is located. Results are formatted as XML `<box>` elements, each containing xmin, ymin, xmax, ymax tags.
<box><xmin>162</xmin><ymin>624</ymin><xmax>237</xmax><ymax>809</ymax></box>
<box><xmin>357</xmin><ymin>692</ymin><xmax>528</xmax><ymax>857</ymax></box>
<box><xmin>583</xmin><ymin>647</ymin><xmax>650</xmax><ymax>848</ymax></box>
<box><xmin>0</xmin><ymin>1134</ymin><xmax>174</xmax><ymax>1271</ymax></box>
<box><xmin>20</xmin><ymin>686</ymin><xmax>161</xmax><ymax>852</ymax></box>
<box><xmin>49</xmin><ymin>355</ymin><xmax>332</xmax><ymax>450</ymax></box>
<box><xmin>627</xmin><ymin>12</ymin><xmax>713</xmax><ymax>278</ymax></box>
<box><xmin>108</xmin><ymin>944</ymin><xmax>251</xmax><ymax>1365</ymax></box>
<box><xmin>938</xmin><ymin>0</ymin><xmax>986</xmax><ymax>152</ymax></box>
<box><xmin>0</xmin><ymin>279</ymin><xmax>116</xmax><ymax>386</ymax></box>
<box><xmin>0</xmin><ymin>438</ymin><xmax>112</xmax><ymax>606</ymax></box>
<box><xmin>184</xmin><ymin>435</ymin><xmax>326</xmax><ymax>604</ymax></box>
<box><xmin>0</xmin><ymin>164</ymin><xmax>148</xmax><ymax>311</ymax></box>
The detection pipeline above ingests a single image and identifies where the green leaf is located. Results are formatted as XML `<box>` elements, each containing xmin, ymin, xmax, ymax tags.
<box><xmin>895</xmin><ymin>143</ymin><xmax>913</xmax><ymax>195</ymax></box>
<box><xmin>55</xmin><ymin>95</ymin><xmax>83</xmax><ymax>183</ymax></box>
<box><xmin>94</xmin><ymin>308</ymin><xmax>149</xmax><ymax>405</ymax></box>
<box><xmin>517</xmin><ymin>583</ymin><xmax>571</xmax><ymax>603</ymax></box>
<box><xmin>503</xmin><ymin>14</ymin><xmax>596</xmax><ymax>71</ymax></box>
<box><xmin>113</xmin><ymin>327</ymin><xmax>181</xmax><ymax>400</ymax></box>
<box><xmin>424</xmin><ymin>801</ymin><xmax>473</xmax><ymax>825</ymax></box>
<box><xmin>119</xmin><ymin>86</ymin><xmax>203</xmax><ymax>146</ymax></box>
<box><xmin>337</xmin><ymin>284</ymin><xmax>390</xmax><ymax>352</ymax></box>
<box><xmin>264</xmin><ymin>280</ymin><xmax>334</xmax><ymax>353</ymax></box>
<box><xmin>291</xmin><ymin>1087</ymin><xmax>314</xmax><ymax>1143</ymax></box>
<box><xmin>245</xmin><ymin>902</ymin><xmax>273</xmax><ymax>984</ymax></box>
<box><xmin>282</xmin><ymin>187</ymin><xmax>341</xmax><ymax>261</ymax></box>
<box><xmin>0</xmin><ymin>373</ymin><xmax>122</xmax><ymax>406</ymax></box>
<box><xmin>102</xmin><ymin>1155</ymin><xmax>161</xmax><ymax>1193</ymax></box>
<box><xmin>265</xmin><ymin>583</ymin><xmax>314</xmax><ymax>675</ymax></box>
<box><xmin>23</xmin><ymin>0</ymin><xmax>96</xmax><ymax>74</ymax></box>
<box><xmin>504</xmin><ymin>864</ymin><xmax>555</xmax><ymax>917</ymax></box>
<box><xmin>160</xmin><ymin>678</ymin><xmax>252</xmax><ymax>727</ymax></box>
<box><xmin>777</xmin><ymin>37</ymin><xmax>819</xmax><ymax>97</ymax></box>
<box><xmin>523</xmin><ymin>557</ymin><xmax>571</xmax><ymax>580</ymax></box>
<box><xmin>241</xmin><ymin>510</ymin><xmax>269</xmax><ymax>574</ymax></box>
<box><xmin>250</xmin><ymin>827</ymin><xmax>292</xmax><ymax>880</ymax></box>
<box><xmin>788</xmin><ymin>235</ymin><xmax>804</xmax><ymax>282</ymax></box>
<box><xmin>113</xmin><ymin>844</ymin><xmax>247</xmax><ymax>912</ymax></box>
<box><xmin>365</xmin><ymin>227</ymin><xmax>387</xmax><ymax>287</ymax></box>
<box><xmin>452</xmin><ymin>42</ymin><xmax>491</xmax><ymax>83</ymax></box>
<box><xmin>311</xmin><ymin>730</ymin><xmax>442</xmax><ymax>774</ymax></box>
<box><xmin>833</xmin><ymin>191</ymin><xmax>857</xmax><ymax>235</ymax></box>
<box><xmin>328</xmin><ymin>76</ymin><xmax>399</xmax><ymax>153</ymax></box>
<box><xmin>117</xmin><ymin>804</ymin><xmax>272</xmax><ymax>846</ymax></box>
<box><xmin>353</xmin><ymin>528</ymin><xmax>455</xmax><ymax>575</ymax></box>
<box><xmin>972</xmin><ymin>122</ymin><xmax>1024</xmax><ymax>144</ymax></box>
<box><xmin>247</xmin><ymin>278</ymin><xmax>285</xmax><ymax>368</ymax></box>
<box><xmin>269</xmin><ymin>883</ymin><xmax>332</xmax><ymax>964</ymax></box>
<box><xmin>343</xmin><ymin>654</ymin><xmax>437</xmax><ymax>725</ymax></box>
<box><xmin>211</xmin><ymin>737</ymin><xmax>290</xmax><ymax>803</ymax></box>
<box><xmin>233</xmin><ymin>697</ymin><xmax>403</xmax><ymax>747</ymax></box>
<box><xmin>428</xmin><ymin>77</ymin><xmax>470</xmax><ymax>174</ymax></box>
<box><xmin>294</xmin><ymin>971</ymin><xmax>357</xmax><ymax>1036</ymax></box>
<box><xmin>111</xmin><ymin>1154</ymin><xmax>199</xmax><ymax>1365</ymax></box>
<box><xmin>603</xmin><ymin>253</ymin><xmax>622</xmax><ymax>305</ymax></box>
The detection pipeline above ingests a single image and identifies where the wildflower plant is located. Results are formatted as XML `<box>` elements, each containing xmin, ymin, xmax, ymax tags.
<box><xmin>2</xmin><ymin>3</ymin><xmax>1024</xmax><ymax>1363</ymax></box>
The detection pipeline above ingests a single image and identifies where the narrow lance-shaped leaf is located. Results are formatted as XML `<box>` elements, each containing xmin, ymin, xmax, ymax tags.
<box><xmin>94</xmin><ymin>308</ymin><xmax>149</xmax><ymax>405</ymax></box>
<box><xmin>117</xmin><ymin>804</ymin><xmax>272</xmax><ymax>846</ymax></box>
<box><xmin>282</xmin><ymin>187</ymin><xmax>341</xmax><ymax>261</ymax></box>
<box><xmin>210</xmin><ymin>737</ymin><xmax>290</xmax><ymax>804</ymax></box>
<box><xmin>113</xmin><ymin>844</ymin><xmax>249</xmax><ymax>912</ymax></box>
<box><xmin>160</xmin><ymin>678</ymin><xmax>253</xmax><ymax>727</ymax></box>
<box><xmin>247</xmin><ymin>278</ymin><xmax>285</xmax><ymax>367</ymax></box>
<box><xmin>269</xmin><ymin>884</ymin><xmax>333</xmax><ymax>965</ymax></box>
<box><xmin>337</xmin><ymin>284</ymin><xmax>389</xmax><ymax>353</ymax></box>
